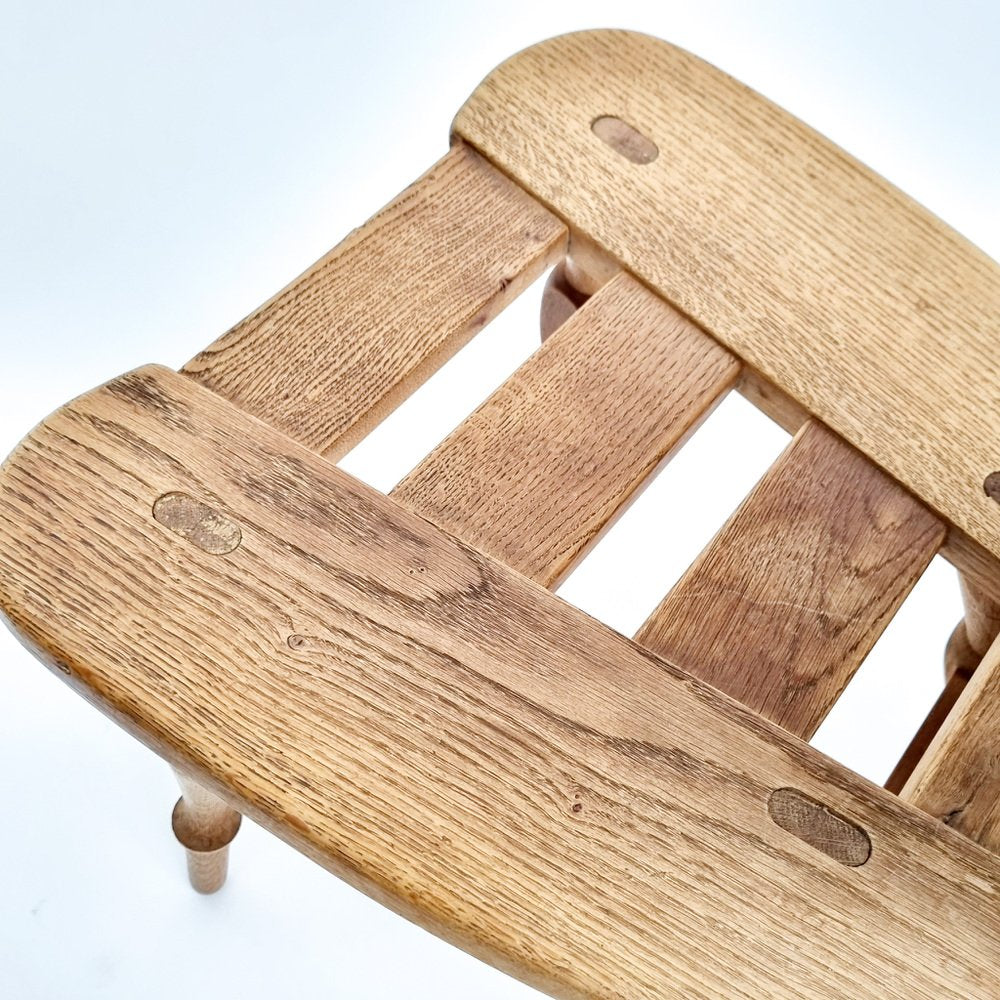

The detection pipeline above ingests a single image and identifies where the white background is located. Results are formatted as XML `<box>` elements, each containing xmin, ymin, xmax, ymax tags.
<box><xmin>1</xmin><ymin>2</ymin><xmax>998</xmax><ymax>997</ymax></box>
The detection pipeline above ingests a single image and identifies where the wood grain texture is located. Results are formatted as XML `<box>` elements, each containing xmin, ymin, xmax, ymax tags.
<box><xmin>393</xmin><ymin>273</ymin><xmax>739</xmax><ymax>587</ymax></box>
<box><xmin>767</xmin><ymin>787</ymin><xmax>871</xmax><ymax>867</ymax></box>
<box><xmin>183</xmin><ymin>142</ymin><xmax>566</xmax><ymax>457</ymax></box>
<box><xmin>903</xmin><ymin>633</ymin><xmax>1000</xmax><ymax>852</ymax></box>
<box><xmin>453</xmin><ymin>30</ymin><xmax>1000</xmax><ymax>569</ymax></box>
<box><xmin>892</xmin><ymin>572</ymin><xmax>1000</xmax><ymax>793</ymax></box>
<box><xmin>636</xmin><ymin>420</ymin><xmax>945</xmax><ymax>739</ymax></box>
<box><xmin>1</xmin><ymin>366</ymin><xmax>998</xmax><ymax>1000</ymax></box>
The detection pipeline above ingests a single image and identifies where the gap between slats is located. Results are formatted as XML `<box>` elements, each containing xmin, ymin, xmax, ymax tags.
<box><xmin>182</xmin><ymin>142</ymin><xmax>566</xmax><ymax>458</ymax></box>
<box><xmin>391</xmin><ymin>272</ymin><xmax>739</xmax><ymax>588</ymax></box>
<box><xmin>176</xmin><ymin>138</ymin><xmax>975</xmax><ymax>843</ymax></box>
<box><xmin>899</xmin><ymin>631</ymin><xmax>1000</xmax><ymax>851</ymax></box>
<box><xmin>635</xmin><ymin>420</ymin><xmax>945</xmax><ymax>740</ymax></box>
<box><xmin>388</xmin><ymin>264</ymin><xmax>948</xmax><ymax>754</ymax></box>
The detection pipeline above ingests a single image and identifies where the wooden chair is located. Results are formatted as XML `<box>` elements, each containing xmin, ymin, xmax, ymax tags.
<box><xmin>2</xmin><ymin>30</ymin><xmax>998</xmax><ymax>998</ymax></box>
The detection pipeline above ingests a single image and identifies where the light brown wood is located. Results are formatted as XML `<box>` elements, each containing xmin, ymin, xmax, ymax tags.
<box><xmin>183</xmin><ymin>142</ymin><xmax>566</xmax><ymax>457</ymax></box>
<box><xmin>539</xmin><ymin>261</ymin><xmax>588</xmax><ymax>341</ymax></box>
<box><xmin>897</xmin><ymin>572</ymin><xmax>1000</xmax><ymax>794</ymax></box>
<box><xmin>172</xmin><ymin>769</ymin><xmax>242</xmax><ymax>893</ymax></box>
<box><xmin>539</xmin><ymin>234</ymin><xmax>620</xmax><ymax>341</ymax></box>
<box><xmin>948</xmin><ymin>574</ymin><xmax>1000</xmax><ymax>679</ymax></box>
<box><xmin>591</xmin><ymin>115</ymin><xmax>659</xmax><ymax>165</ymax></box>
<box><xmin>885</xmin><ymin>670</ymin><xmax>971</xmax><ymax>795</ymax></box>
<box><xmin>903</xmin><ymin>632</ymin><xmax>1000</xmax><ymax>852</ymax></box>
<box><xmin>636</xmin><ymin>420</ymin><xmax>945</xmax><ymax>739</ymax></box>
<box><xmin>454</xmin><ymin>30</ymin><xmax>1000</xmax><ymax>578</ymax></box>
<box><xmin>562</xmin><ymin>232</ymin><xmax>621</xmax><ymax>297</ymax></box>
<box><xmin>959</xmin><ymin>574</ymin><xmax>1000</xmax><ymax>656</ymax></box>
<box><xmin>945</xmin><ymin>621</ymin><xmax>979</xmax><ymax>685</ymax></box>
<box><xmin>1</xmin><ymin>366</ymin><xmax>998</xmax><ymax>1000</ymax></box>
<box><xmin>766</xmin><ymin>787</ymin><xmax>871</xmax><ymax>867</ymax></box>
<box><xmin>734</xmin><ymin>365</ymin><xmax>810</xmax><ymax>438</ymax></box>
<box><xmin>940</xmin><ymin>526</ymin><xmax>1000</xmax><ymax>610</ymax></box>
<box><xmin>393</xmin><ymin>273</ymin><xmax>739</xmax><ymax>587</ymax></box>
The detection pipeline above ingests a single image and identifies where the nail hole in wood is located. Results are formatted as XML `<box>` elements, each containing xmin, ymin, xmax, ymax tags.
<box><xmin>153</xmin><ymin>492</ymin><xmax>242</xmax><ymax>555</ymax></box>
<box><xmin>984</xmin><ymin>472</ymin><xmax>1000</xmax><ymax>503</ymax></box>
<box><xmin>767</xmin><ymin>787</ymin><xmax>871</xmax><ymax>866</ymax></box>
<box><xmin>591</xmin><ymin>116</ymin><xmax>659</xmax><ymax>165</ymax></box>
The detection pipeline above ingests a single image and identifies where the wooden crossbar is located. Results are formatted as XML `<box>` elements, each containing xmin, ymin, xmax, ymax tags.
<box><xmin>183</xmin><ymin>143</ymin><xmax>565</xmax><ymax>457</ymax></box>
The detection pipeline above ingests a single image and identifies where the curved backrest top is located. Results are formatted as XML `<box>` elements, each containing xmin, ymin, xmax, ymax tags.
<box><xmin>454</xmin><ymin>30</ymin><xmax>1000</xmax><ymax>566</ymax></box>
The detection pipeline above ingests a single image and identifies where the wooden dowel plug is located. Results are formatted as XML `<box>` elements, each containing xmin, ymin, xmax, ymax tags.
<box><xmin>171</xmin><ymin>771</ymin><xmax>242</xmax><ymax>893</ymax></box>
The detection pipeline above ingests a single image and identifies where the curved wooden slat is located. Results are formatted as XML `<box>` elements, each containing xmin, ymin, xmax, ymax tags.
<box><xmin>453</xmin><ymin>30</ymin><xmax>1000</xmax><ymax>573</ymax></box>
<box><xmin>0</xmin><ymin>366</ymin><xmax>997</xmax><ymax>1000</ymax></box>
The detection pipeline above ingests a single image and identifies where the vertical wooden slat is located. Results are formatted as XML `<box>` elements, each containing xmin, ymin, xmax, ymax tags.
<box><xmin>902</xmin><ymin>633</ymin><xmax>1000</xmax><ymax>851</ymax></box>
<box><xmin>183</xmin><ymin>142</ymin><xmax>566</xmax><ymax>458</ymax></box>
<box><xmin>392</xmin><ymin>272</ymin><xmax>739</xmax><ymax>587</ymax></box>
<box><xmin>635</xmin><ymin>420</ymin><xmax>945</xmax><ymax>739</ymax></box>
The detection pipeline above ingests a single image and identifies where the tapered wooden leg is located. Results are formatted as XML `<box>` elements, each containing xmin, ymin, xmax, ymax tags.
<box><xmin>946</xmin><ymin>574</ymin><xmax>1000</xmax><ymax>680</ymax></box>
<box><xmin>540</xmin><ymin>261</ymin><xmax>590</xmax><ymax>340</ymax></box>
<box><xmin>888</xmin><ymin>573</ymin><xmax>1000</xmax><ymax>794</ymax></box>
<box><xmin>539</xmin><ymin>235</ymin><xmax>619</xmax><ymax>340</ymax></box>
<box><xmin>171</xmin><ymin>770</ymin><xmax>241</xmax><ymax>893</ymax></box>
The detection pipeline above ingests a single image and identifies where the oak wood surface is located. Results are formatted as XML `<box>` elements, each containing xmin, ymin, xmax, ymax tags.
<box><xmin>635</xmin><ymin>420</ymin><xmax>945</xmax><ymax>739</ymax></box>
<box><xmin>538</xmin><ymin>260</ymin><xmax>589</xmax><ymax>341</ymax></box>
<box><xmin>958</xmin><ymin>573</ymin><xmax>1000</xmax><ymax>664</ymax></box>
<box><xmin>183</xmin><ymin>142</ymin><xmax>566</xmax><ymax>458</ymax></box>
<box><xmin>1</xmin><ymin>366</ymin><xmax>997</xmax><ymax>1000</ymax></box>
<box><xmin>885</xmin><ymin>671</ymin><xmax>971</xmax><ymax>796</ymax></box>
<box><xmin>393</xmin><ymin>272</ymin><xmax>739</xmax><ymax>587</ymax></box>
<box><xmin>890</xmin><ymin>571</ymin><xmax>1000</xmax><ymax>792</ymax></box>
<box><xmin>454</xmin><ymin>30</ymin><xmax>1000</xmax><ymax>572</ymax></box>
<box><xmin>172</xmin><ymin>770</ymin><xmax>242</xmax><ymax>893</ymax></box>
<box><xmin>903</xmin><ymin>633</ymin><xmax>1000</xmax><ymax>852</ymax></box>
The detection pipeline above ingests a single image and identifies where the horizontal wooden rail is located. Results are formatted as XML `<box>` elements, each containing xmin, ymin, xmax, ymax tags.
<box><xmin>1</xmin><ymin>366</ymin><xmax>997</xmax><ymax>1000</ymax></box>
<box><xmin>455</xmin><ymin>30</ymin><xmax>1000</xmax><ymax>579</ymax></box>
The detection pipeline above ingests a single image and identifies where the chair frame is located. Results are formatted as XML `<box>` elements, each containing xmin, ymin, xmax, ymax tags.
<box><xmin>2</xmin><ymin>30</ymin><xmax>999</xmax><ymax>999</ymax></box>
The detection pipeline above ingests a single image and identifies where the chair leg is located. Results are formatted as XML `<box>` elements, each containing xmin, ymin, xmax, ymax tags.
<box><xmin>539</xmin><ymin>236</ymin><xmax>618</xmax><ymax>341</ymax></box>
<box><xmin>171</xmin><ymin>769</ymin><xmax>242</xmax><ymax>893</ymax></box>
<box><xmin>946</xmin><ymin>574</ymin><xmax>1000</xmax><ymax>681</ymax></box>
<box><xmin>540</xmin><ymin>260</ymin><xmax>590</xmax><ymax>340</ymax></box>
